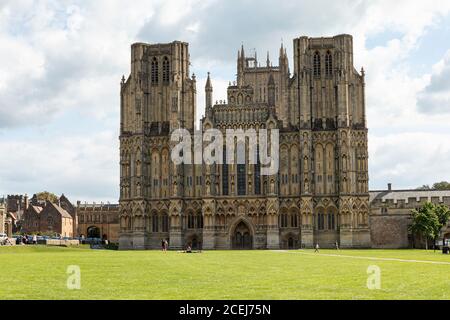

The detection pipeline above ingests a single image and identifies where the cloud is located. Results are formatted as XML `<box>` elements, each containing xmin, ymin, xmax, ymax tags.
<box><xmin>0</xmin><ymin>129</ymin><xmax>119</xmax><ymax>202</ymax></box>
<box><xmin>1</xmin><ymin>0</ymin><xmax>450</xmax><ymax>199</ymax></box>
<box><xmin>417</xmin><ymin>50</ymin><xmax>450</xmax><ymax>114</ymax></box>
<box><xmin>369</xmin><ymin>132</ymin><xmax>450</xmax><ymax>189</ymax></box>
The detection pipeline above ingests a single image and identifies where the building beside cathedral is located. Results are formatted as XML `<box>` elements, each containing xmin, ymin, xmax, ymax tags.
<box><xmin>119</xmin><ymin>34</ymin><xmax>370</xmax><ymax>250</ymax></box>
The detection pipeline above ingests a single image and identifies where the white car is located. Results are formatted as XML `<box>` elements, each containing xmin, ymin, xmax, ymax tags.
<box><xmin>0</xmin><ymin>233</ymin><xmax>8</xmax><ymax>245</ymax></box>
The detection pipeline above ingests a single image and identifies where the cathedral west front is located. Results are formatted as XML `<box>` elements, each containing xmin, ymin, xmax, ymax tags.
<box><xmin>118</xmin><ymin>34</ymin><xmax>370</xmax><ymax>250</ymax></box>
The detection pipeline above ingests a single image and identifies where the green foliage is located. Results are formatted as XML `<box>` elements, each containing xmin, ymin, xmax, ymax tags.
<box><xmin>435</xmin><ymin>204</ymin><xmax>450</xmax><ymax>226</ymax></box>
<box><xmin>35</xmin><ymin>191</ymin><xmax>59</xmax><ymax>203</ymax></box>
<box><xmin>416</xmin><ymin>181</ymin><xmax>450</xmax><ymax>190</ymax></box>
<box><xmin>410</xmin><ymin>202</ymin><xmax>450</xmax><ymax>249</ymax></box>
<box><xmin>432</xmin><ymin>181</ymin><xmax>450</xmax><ymax>190</ymax></box>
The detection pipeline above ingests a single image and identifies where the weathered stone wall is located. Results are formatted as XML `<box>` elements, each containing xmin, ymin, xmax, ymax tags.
<box><xmin>370</xmin><ymin>214</ymin><xmax>410</xmax><ymax>248</ymax></box>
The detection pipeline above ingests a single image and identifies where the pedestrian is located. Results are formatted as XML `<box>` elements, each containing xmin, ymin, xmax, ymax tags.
<box><xmin>164</xmin><ymin>239</ymin><xmax>168</xmax><ymax>252</ymax></box>
<box><xmin>314</xmin><ymin>243</ymin><xmax>319</xmax><ymax>253</ymax></box>
<box><xmin>335</xmin><ymin>241</ymin><xmax>339</xmax><ymax>251</ymax></box>
<box><xmin>32</xmin><ymin>234</ymin><xmax>37</xmax><ymax>245</ymax></box>
<box><xmin>161</xmin><ymin>239</ymin><xmax>165</xmax><ymax>251</ymax></box>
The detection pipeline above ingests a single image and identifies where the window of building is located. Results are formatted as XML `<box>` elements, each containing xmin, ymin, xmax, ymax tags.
<box><xmin>280</xmin><ymin>213</ymin><xmax>288</xmax><ymax>228</ymax></box>
<box><xmin>254</xmin><ymin>147</ymin><xmax>261</xmax><ymax>195</ymax></box>
<box><xmin>317</xmin><ymin>213</ymin><xmax>325</xmax><ymax>230</ymax></box>
<box><xmin>325</xmin><ymin>51</ymin><xmax>332</xmax><ymax>76</ymax></box>
<box><xmin>196</xmin><ymin>214</ymin><xmax>203</xmax><ymax>229</ymax></box>
<box><xmin>291</xmin><ymin>214</ymin><xmax>298</xmax><ymax>228</ymax></box>
<box><xmin>188</xmin><ymin>214</ymin><xmax>195</xmax><ymax>229</ymax></box>
<box><xmin>151</xmin><ymin>57</ymin><xmax>158</xmax><ymax>84</ymax></box>
<box><xmin>162</xmin><ymin>214</ymin><xmax>169</xmax><ymax>232</ymax></box>
<box><xmin>222</xmin><ymin>146</ymin><xmax>229</xmax><ymax>195</ymax></box>
<box><xmin>327</xmin><ymin>213</ymin><xmax>335</xmax><ymax>230</ymax></box>
<box><xmin>152</xmin><ymin>215</ymin><xmax>159</xmax><ymax>232</ymax></box>
<box><xmin>313</xmin><ymin>51</ymin><xmax>321</xmax><ymax>77</ymax></box>
<box><xmin>162</xmin><ymin>56</ymin><xmax>170</xmax><ymax>83</ymax></box>
<box><xmin>237</xmin><ymin>164</ymin><xmax>246</xmax><ymax>195</ymax></box>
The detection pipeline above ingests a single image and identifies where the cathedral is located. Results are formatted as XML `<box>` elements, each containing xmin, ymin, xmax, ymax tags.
<box><xmin>118</xmin><ymin>34</ymin><xmax>370</xmax><ymax>250</ymax></box>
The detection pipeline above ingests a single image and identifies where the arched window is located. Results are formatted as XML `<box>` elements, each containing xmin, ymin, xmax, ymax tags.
<box><xmin>313</xmin><ymin>51</ymin><xmax>321</xmax><ymax>77</ymax></box>
<box><xmin>162</xmin><ymin>56</ymin><xmax>170</xmax><ymax>83</ymax></box>
<box><xmin>291</xmin><ymin>214</ymin><xmax>298</xmax><ymax>228</ymax></box>
<box><xmin>151</xmin><ymin>57</ymin><xmax>158</xmax><ymax>84</ymax></box>
<box><xmin>222</xmin><ymin>146</ymin><xmax>229</xmax><ymax>195</ymax></box>
<box><xmin>325</xmin><ymin>51</ymin><xmax>332</xmax><ymax>77</ymax></box>
<box><xmin>237</xmin><ymin>164</ymin><xmax>246</xmax><ymax>195</ymax></box>
<box><xmin>196</xmin><ymin>214</ymin><xmax>203</xmax><ymax>228</ymax></box>
<box><xmin>327</xmin><ymin>212</ymin><xmax>335</xmax><ymax>230</ymax></box>
<box><xmin>188</xmin><ymin>213</ymin><xmax>195</xmax><ymax>229</ymax></box>
<box><xmin>161</xmin><ymin>213</ymin><xmax>169</xmax><ymax>232</ymax></box>
<box><xmin>152</xmin><ymin>214</ymin><xmax>159</xmax><ymax>232</ymax></box>
<box><xmin>279</xmin><ymin>213</ymin><xmax>288</xmax><ymax>228</ymax></box>
<box><xmin>254</xmin><ymin>146</ymin><xmax>261</xmax><ymax>195</ymax></box>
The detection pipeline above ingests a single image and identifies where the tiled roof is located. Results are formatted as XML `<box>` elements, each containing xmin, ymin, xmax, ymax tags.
<box><xmin>49</xmin><ymin>202</ymin><xmax>73</xmax><ymax>219</ymax></box>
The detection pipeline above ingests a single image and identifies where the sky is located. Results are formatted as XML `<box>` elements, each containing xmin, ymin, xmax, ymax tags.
<box><xmin>0</xmin><ymin>0</ymin><xmax>450</xmax><ymax>202</ymax></box>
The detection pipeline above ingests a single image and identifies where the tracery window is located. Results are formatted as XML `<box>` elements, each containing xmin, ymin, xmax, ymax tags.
<box><xmin>237</xmin><ymin>164</ymin><xmax>246</xmax><ymax>195</ymax></box>
<box><xmin>162</xmin><ymin>56</ymin><xmax>170</xmax><ymax>83</ymax></box>
<box><xmin>222</xmin><ymin>146</ymin><xmax>229</xmax><ymax>195</ymax></box>
<box><xmin>151</xmin><ymin>57</ymin><xmax>158</xmax><ymax>84</ymax></box>
<box><xmin>325</xmin><ymin>51</ymin><xmax>332</xmax><ymax>76</ymax></box>
<box><xmin>313</xmin><ymin>51</ymin><xmax>321</xmax><ymax>77</ymax></box>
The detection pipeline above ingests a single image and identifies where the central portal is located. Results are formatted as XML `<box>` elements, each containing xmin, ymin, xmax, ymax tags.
<box><xmin>232</xmin><ymin>221</ymin><xmax>253</xmax><ymax>249</ymax></box>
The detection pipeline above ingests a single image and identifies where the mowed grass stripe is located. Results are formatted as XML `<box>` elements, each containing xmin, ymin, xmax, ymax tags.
<box><xmin>276</xmin><ymin>249</ymin><xmax>450</xmax><ymax>265</ymax></box>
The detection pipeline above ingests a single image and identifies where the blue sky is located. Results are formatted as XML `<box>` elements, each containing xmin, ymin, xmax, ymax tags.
<box><xmin>1</xmin><ymin>0</ymin><xmax>450</xmax><ymax>202</ymax></box>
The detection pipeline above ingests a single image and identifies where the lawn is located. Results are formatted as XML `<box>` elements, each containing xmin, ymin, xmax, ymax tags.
<box><xmin>0</xmin><ymin>245</ymin><xmax>449</xmax><ymax>300</ymax></box>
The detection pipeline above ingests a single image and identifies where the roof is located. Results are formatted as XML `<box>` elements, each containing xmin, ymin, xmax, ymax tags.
<box><xmin>31</xmin><ymin>205</ymin><xmax>43</xmax><ymax>214</ymax></box>
<box><xmin>49</xmin><ymin>202</ymin><xmax>73</xmax><ymax>219</ymax></box>
<box><xmin>369</xmin><ymin>189</ymin><xmax>450</xmax><ymax>204</ymax></box>
<box><xmin>7</xmin><ymin>212</ymin><xmax>16</xmax><ymax>220</ymax></box>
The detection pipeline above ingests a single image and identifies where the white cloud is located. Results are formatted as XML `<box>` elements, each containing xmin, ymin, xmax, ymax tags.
<box><xmin>1</xmin><ymin>0</ymin><xmax>450</xmax><ymax>199</ymax></box>
<box><xmin>417</xmin><ymin>50</ymin><xmax>450</xmax><ymax>114</ymax></box>
<box><xmin>0</xmin><ymin>130</ymin><xmax>118</xmax><ymax>202</ymax></box>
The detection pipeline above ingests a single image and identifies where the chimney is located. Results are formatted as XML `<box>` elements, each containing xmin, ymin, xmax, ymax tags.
<box><xmin>24</xmin><ymin>194</ymin><xmax>29</xmax><ymax>210</ymax></box>
<box><xmin>388</xmin><ymin>183</ymin><xmax>392</xmax><ymax>191</ymax></box>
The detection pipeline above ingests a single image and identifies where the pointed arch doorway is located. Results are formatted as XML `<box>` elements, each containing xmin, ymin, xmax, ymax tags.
<box><xmin>232</xmin><ymin>221</ymin><xmax>253</xmax><ymax>249</ymax></box>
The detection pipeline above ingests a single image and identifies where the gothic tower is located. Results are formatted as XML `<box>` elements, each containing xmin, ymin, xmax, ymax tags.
<box><xmin>293</xmin><ymin>34</ymin><xmax>370</xmax><ymax>248</ymax></box>
<box><xmin>119</xmin><ymin>41</ymin><xmax>196</xmax><ymax>249</ymax></box>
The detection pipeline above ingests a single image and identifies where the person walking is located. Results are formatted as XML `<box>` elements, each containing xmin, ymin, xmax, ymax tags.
<box><xmin>314</xmin><ymin>243</ymin><xmax>320</xmax><ymax>253</ymax></box>
<box><xmin>161</xmin><ymin>239</ymin><xmax>165</xmax><ymax>251</ymax></box>
<box><xmin>335</xmin><ymin>241</ymin><xmax>339</xmax><ymax>251</ymax></box>
<box><xmin>32</xmin><ymin>234</ymin><xmax>37</xmax><ymax>245</ymax></box>
<box><xmin>164</xmin><ymin>239</ymin><xmax>168</xmax><ymax>252</ymax></box>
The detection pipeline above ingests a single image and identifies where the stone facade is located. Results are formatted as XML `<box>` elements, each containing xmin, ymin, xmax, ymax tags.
<box><xmin>76</xmin><ymin>202</ymin><xmax>119</xmax><ymax>242</ymax></box>
<box><xmin>369</xmin><ymin>186</ymin><xmax>450</xmax><ymax>248</ymax></box>
<box><xmin>119</xmin><ymin>35</ymin><xmax>370</xmax><ymax>250</ymax></box>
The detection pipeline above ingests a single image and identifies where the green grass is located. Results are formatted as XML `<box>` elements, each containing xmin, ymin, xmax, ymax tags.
<box><xmin>0</xmin><ymin>246</ymin><xmax>449</xmax><ymax>300</ymax></box>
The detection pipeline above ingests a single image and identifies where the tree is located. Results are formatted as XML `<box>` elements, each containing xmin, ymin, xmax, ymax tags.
<box><xmin>434</xmin><ymin>204</ymin><xmax>450</xmax><ymax>248</ymax></box>
<box><xmin>416</xmin><ymin>181</ymin><xmax>450</xmax><ymax>190</ymax></box>
<box><xmin>35</xmin><ymin>191</ymin><xmax>59</xmax><ymax>203</ymax></box>
<box><xmin>409</xmin><ymin>202</ymin><xmax>440</xmax><ymax>250</ymax></box>
<box><xmin>432</xmin><ymin>181</ymin><xmax>450</xmax><ymax>190</ymax></box>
